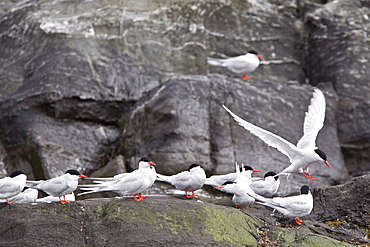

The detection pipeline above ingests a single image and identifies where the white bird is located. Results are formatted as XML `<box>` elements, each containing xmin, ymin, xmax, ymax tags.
<box><xmin>0</xmin><ymin>171</ymin><xmax>27</xmax><ymax>204</ymax></box>
<box><xmin>223</xmin><ymin>88</ymin><xmax>330</xmax><ymax>180</ymax></box>
<box><xmin>249</xmin><ymin>185</ymin><xmax>313</xmax><ymax>225</ymax></box>
<box><xmin>205</xmin><ymin>164</ymin><xmax>262</xmax><ymax>187</ymax></box>
<box><xmin>215</xmin><ymin>163</ymin><xmax>256</xmax><ymax>209</ymax></box>
<box><xmin>207</xmin><ymin>50</ymin><xmax>263</xmax><ymax>80</ymax></box>
<box><xmin>36</xmin><ymin>192</ymin><xmax>75</xmax><ymax>203</ymax></box>
<box><xmin>78</xmin><ymin>157</ymin><xmax>157</xmax><ymax>201</ymax></box>
<box><xmin>27</xmin><ymin>169</ymin><xmax>87</xmax><ymax>204</ymax></box>
<box><xmin>156</xmin><ymin>164</ymin><xmax>206</xmax><ymax>199</ymax></box>
<box><xmin>0</xmin><ymin>188</ymin><xmax>38</xmax><ymax>203</ymax></box>
<box><xmin>250</xmin><ymin>171</ymin><xmax>280</xmax><ymax>197</ymax></box>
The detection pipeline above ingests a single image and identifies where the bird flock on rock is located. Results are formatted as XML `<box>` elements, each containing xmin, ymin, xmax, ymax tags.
<box><xmin>0</xmin><ymin>53</ymin><xmax>330</xmax><ymax>225</ymax></box>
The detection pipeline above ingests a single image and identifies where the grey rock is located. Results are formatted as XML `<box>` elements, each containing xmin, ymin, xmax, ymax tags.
<box><xmin>302</xmin><ymin>0</ymin><xmax>370</xmax><ymax>176</ymax></box>
<box><xmin>90</xmin><ymin>155</ymin><xmax>127</xmax><ymax>178</ymax></box>
<box><xmin>0</xmin><ymin>0</ymin><xmax>367</xmax><ymax>190</ymax></box>
<box><xmin>0</xmin><ymin>196</ymin><xmax>360</xmax><ymax>247</ymax></box>
<box><xmin>311</xmin><ymin>174</ymin><xmax>370</xmax><ymax>229</ymax></box>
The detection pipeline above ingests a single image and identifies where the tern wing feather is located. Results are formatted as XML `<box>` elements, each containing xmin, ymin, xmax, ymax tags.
<box><xmin>296</xmin><ymin>88</ymin><xmax>326</xmax><ymax>149</ymax></box>
<box><xmin>223</xmin><ymin>105</ymin><xmax>299</xmax><ymax>162</ymax></box>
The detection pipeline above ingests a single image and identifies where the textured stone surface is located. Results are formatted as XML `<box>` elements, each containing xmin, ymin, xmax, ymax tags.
<box><xmin>302</xmin><ymin>0</ymin><xmax>370</xmax><ymax>176</ymax></box>
<box><xmin>0</xmin><ymin>194</ymin><xmax>362</xmax><ymax>247</ymax></box>
<box><xmin>0</xmin><ymin>0</ymin><xmax>368</xmax><ymax>187</ymax></box>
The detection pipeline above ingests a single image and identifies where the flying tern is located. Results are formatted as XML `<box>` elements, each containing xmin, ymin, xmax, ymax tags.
<box><xmin>223</xmin><ymin>88</ymin><xmax>330</xmax><ymax>180</ymax></box>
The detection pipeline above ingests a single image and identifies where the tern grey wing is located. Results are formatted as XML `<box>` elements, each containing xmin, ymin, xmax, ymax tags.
<box><xmin>296</xmin><ymin>88</ymin><xmax>326</xmax><ymax>149</ymax></box>
<box><xmin>223</xmin><ymin>105</ymin><xmax>300</xmax><ymax>162</ymax></box>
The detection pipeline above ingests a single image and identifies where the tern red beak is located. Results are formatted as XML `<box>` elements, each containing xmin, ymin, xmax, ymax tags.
<box><xmin>324</xmin><ymin>161</ymin><xmax>330</xmax><ymax>168</ymax></box>
<box><xmin>215</xmin><ymin>186</ymin><xmax>224</xmax><ymax>189</ymax></box>
<box><xmin>257</xmin><ymin>55</ymin><xmax>263</xmax><ymax>59</ymax></box>
<box><xmin>149</xmin><ymin>162</ymin><xmax>156</xmax><ymax>166</ymax></box>
<box><xmin>79</xmin><ymin>175</ymin><xmax>88</xmax><ymax>178</ymax></box>
<box><xmin>252</xmin><ymin>170</ymin><xmax>262</xmax><ymax>172</ymax></box>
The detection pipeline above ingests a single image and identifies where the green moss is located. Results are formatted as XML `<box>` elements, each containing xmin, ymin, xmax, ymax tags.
<box><xmin>36</xmin><ymin>204</ymin><xmax>84</xmax><ymax>219</ymax></box>
<box><xmin>92</xmin><ymin>201</ymin><xmax>194</xmax><ymax>235</ymax></box>
<box><xmin>202</xmin><ymin>205</ymin><xmax>259</xmax><ymax>246</ymax></box>
<box><xmin>269</xmin><ymin>226</ymin><xmax>354</xmax><ymax>247</ymax></box>
<box><xmin>324</xmin><ymin>220</ymin><xmax>346</xmax><ymax>227</ymax></box>
<box><xmin>300</xmin><ymin>234</ymin><xmax>353</xmax><ymax>247</ymax></box>
<box><xmin>270</xmin><ymin>227</ymin><xmax>297</xmax><ymax>243</ymax></box>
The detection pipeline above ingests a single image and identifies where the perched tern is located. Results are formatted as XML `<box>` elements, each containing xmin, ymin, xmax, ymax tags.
<box><xmin>0</xmin><ymin>171</ymin><xmax>27</xmax><ymax>204</ymax></box>
<box><xmin>0</xmin><ymin>187</ymin><xmax>38</xmax><ymax>203</ymax></box>
<box><xmin>156</xmin><ymin>164</ymin><xmax>206</xmax><ymax>199</ymax></box>
<box><xmin>207</xmin><ymin>50</ymin><xmax>263</xmax><ymax>80</ymax></box>
<box><xmin>223</xmin><ymin>88</ymin><xmax>330</xmax><ymax>180</ymax></box>
<box><xmin>205</xmin><ymin>164</ymin><xmax>262</xmax><ymax>187</ymax></box>
<box><xmin>215</xmin><ymin>164</ymin><xmax>256</xmax><ymax>209</ymax></box>
<box><xmin>27</xmin><ymin>169</ymin><xmax>87</xmax><ymax>204</ymax></box>
<box><xmin>249</xmin><ymin>185</ymin><xmax>313</xmax><ymax>225</ymax></box>
<box><xmin>36</xmin><ymin>192</ymin><xmax>75</xmax><ymax>203</ymax></box>
<box><xmin>78</xmin><ymin>157</ymin><xmax>157</xmax><ymax>201</ymax></box>
<box><xmin>250</xmin><ymin>171</ymin><xmax>280</xmax><ymax>197</ymax></box>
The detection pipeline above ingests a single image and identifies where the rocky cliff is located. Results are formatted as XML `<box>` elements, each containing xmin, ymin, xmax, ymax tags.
<box><xmin>0</xmin><ymin>0</ymin><xmax>369</xmax><ymax>187</ymax></box>
<box><xmin>0</xmin><ymin>0</ymin><xmax>369</xmax><ymax>244</ymax></box>
<box><xmin>1</xmin><ymin>174</ymin><xmax>369</xmax><ymax>246</ymax></box>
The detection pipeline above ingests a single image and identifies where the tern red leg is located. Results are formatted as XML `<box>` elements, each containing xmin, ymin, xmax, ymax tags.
<box><xmin>59</xmin><ymin>195</ymin><xmax>71</xmax><ymax>204</ymax></box>
<box><xmin>6</xmin><ymin>199</ymin><xmax>14</xmax><ymax>204</ymax></box>
<box><xmin>185</xmin><ymin>191</ymin><xmax>192</xmax><ymax>199</ymax></box>
<box><xmin>294</xmin><ymin>218</ymin><xmax>303</xmax><ymax>225</ymax></box>
<box><xmin>191</xmin><ymin>191</ymin><xmax>199</xmax><ymax>199</ymax></box>
<box><xmin>301</xmin><ymin>172</ymin><xmax>317</xmax><ymax>180</ymax></box>
<box><xmin>133</xmin><ymin>194</ymin><xmax>144</xmax><ymax>201</ymax></box>
<box><xmin>241</xmin><ymin>74</ymin><xmax>250</xmax><ymax>80</ymax></box>
<box><xmin>137</xmin><ymin>193</ymin><xmax>146</xmax><ymax>201</ymax></box>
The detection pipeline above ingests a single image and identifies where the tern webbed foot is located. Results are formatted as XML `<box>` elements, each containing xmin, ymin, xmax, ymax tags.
<box><xmin>241</xmin><ymin>75</ymin><xmax>250</xmax><ymax>80</ymax></box>
<box><xmin>185</xmin><ymin>191</ymin><xmax>192</xmax><ymax>199</ymax></box>
<box><xmin>294</xmin><ymin>218</ymin><xmax>303</xmax><ymax>225</ymax></box>
<box><xmin>133</xmin><ymin>194</ymin><xmax>145</xmax><ymax>201</ymax></box>
<box><xmin>191</xmin><ymin>191</ymin><xmax>199</xmax><ymax>198</ymax></box>
<box><xmin>6</xmin><ymin>200</ymin><xmax>14</xmax><ymax>204</ymax></box>
<box><xmin>301</xmin><ymin>172</ymin><xmax>317</xmax><ymax>180</ymax></box>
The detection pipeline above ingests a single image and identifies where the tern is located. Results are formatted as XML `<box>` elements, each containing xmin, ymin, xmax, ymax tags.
<box><xmin>207</xmin><ymin>50</ymin><xmax>263</xmax><ymax>80</ymax></box>
<box><xmin>205</xmin><ymin>164</ymin><xmax>262</xmax><ymax>187</ymax></box>
<box><xmin>0</xmin><ymin>171</ymin><xmax>27</xmax><ymax>204</ymax></box>
<box><xmin>223</xmin><ymin>88</ymin><xmax>330</xmax><ymax>180</ymax></box>
<box><xmin>78</xmin><ymin>157</ymin><xmax>157</xmax><ymax>201</ymax></box>
<box><xmin>249</xmin><ymin>185</ymin><xmax>313</xmax><ymax>225</ymax></box>
<box><xmin>215</xmin><ymin>163</ymin><xmax>256</xmax><ymax>209</ymax></box>
<box><xmin>27</xmin><ymin>169</ymin><xmax>87</xmax><ymax>204</ymax></box>
<box><xmin>156</xmin><ymin>164</ymin><xmax>206</xmax><ymax>199</ymax></box>
<box><xmin>36</xmin><ymin>192</ymin><xmax>75</xmax><ymax>203</ymax></box>
<box><xmin>0</xmin><ymin>188</ymin><xmax>38</xmax><ymax>203</ymax></box>
<box><xmin>250</xmin><ymin>171</ymin><xmax>280</xmax><ymax>197</ymax></box>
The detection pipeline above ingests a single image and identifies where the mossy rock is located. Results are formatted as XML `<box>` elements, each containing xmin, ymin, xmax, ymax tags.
<box><xmin>0</xmin><ymin>197</ymin><xmax>360</xmax><ymax>246</ymax></box>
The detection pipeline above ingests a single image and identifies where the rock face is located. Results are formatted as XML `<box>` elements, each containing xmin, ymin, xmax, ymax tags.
<box><xmin>302</xmin><ymin>0</ymin><xmax>370</xmax><ymax>178</ymax></box>
<box><xmin>0</xmin><ymin>175</ymin><xmax>369</xmax><ymax>246</ymax></box>
<box><xmin>0</xmin><ymin>0</ymin><xmax>368</xmax><ymax>192</ymax></box>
